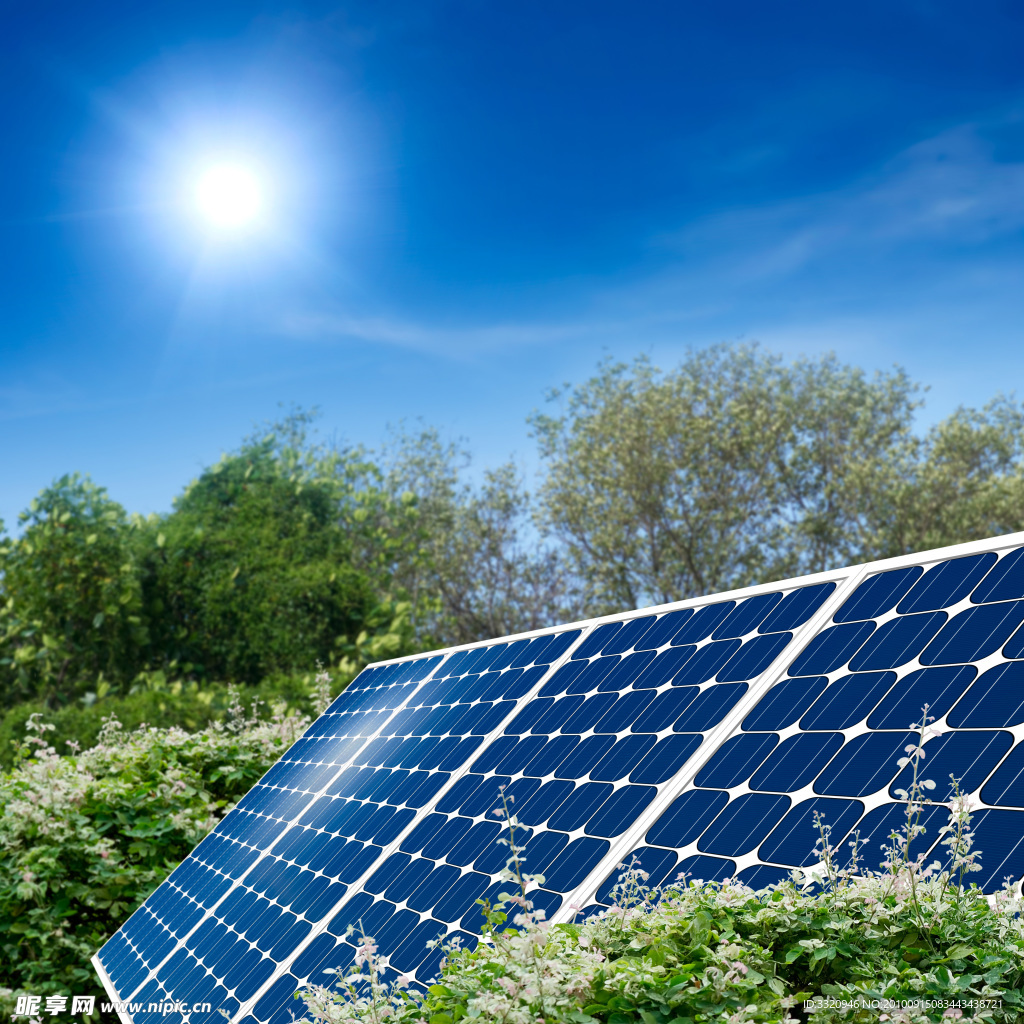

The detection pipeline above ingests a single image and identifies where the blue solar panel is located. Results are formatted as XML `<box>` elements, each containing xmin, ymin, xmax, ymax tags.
<box><xmin>95</xmin><ymin>533</ymin><xmax>1024</xmax><ymax>1024</ymax></box>
<box><xmin>587</xmin><ymin>534</ymin><xmax>1024</xmax><ymax>915</ymax></box>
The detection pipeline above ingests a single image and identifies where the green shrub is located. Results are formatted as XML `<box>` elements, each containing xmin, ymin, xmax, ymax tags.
<box><xmin>0</xmin><ymin>703</ymin><xmax>309</xmax><ymax>1011</ymax></box>
<box><xmin>0</xmin><ymin>674</ymin><xmax>327</xmax><ymax>770</ymax></box>
<box><xmin>308</xmin><ymin>868</ymin><xmax>1024</xmax><ymax>1024</ymax></box>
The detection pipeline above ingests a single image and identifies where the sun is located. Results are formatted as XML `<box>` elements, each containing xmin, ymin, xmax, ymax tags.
<box><xmin>194</xmin><ymin>163</ymin><xmax>264</xmax><ymax>230</ymax></box>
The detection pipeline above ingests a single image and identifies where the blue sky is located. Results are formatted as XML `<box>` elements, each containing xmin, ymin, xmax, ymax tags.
<box><xmin>3</xmin><ymin>0</ymin><xmax>1024</xmax><ymax>530</ymax></box>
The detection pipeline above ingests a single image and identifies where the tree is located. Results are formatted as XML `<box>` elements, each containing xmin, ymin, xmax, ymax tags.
<box><xmin>380</xmin><ymin>426</ymin><xmax>579</xmax><ymax>646</ymax></box>
<box><xmin>138</xmin><ymin>433</ymin><xmax>402</xmax><ymax>684</ymax></box>
<box><xmin>530</xmin><ymin>344</ymin><xmax>1024</xmax><ymax>614</ymax></box>
<box><xmin>0</xmin><ymin>475</ymin><xmax>146</xmax><ymax>707</ymax></box>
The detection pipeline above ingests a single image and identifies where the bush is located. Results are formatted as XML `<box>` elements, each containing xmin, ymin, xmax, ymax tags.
<box><xmin>0</xmin><ymin>700</ymin><xmax>309</xmax><ymax>1012</ymax></box>
<box><xmin>307</xmin><ymin>868</ymin><xmax>1024</xmax><ymax>1024</ymax></box>
<box><xmin>0</xmin><ymin>674</ymin><xmax>321</xmax><ymax>770</ymax></box>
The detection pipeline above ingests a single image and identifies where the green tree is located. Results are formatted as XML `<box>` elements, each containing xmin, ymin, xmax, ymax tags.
<box><xmin>0</xmin><ymin>475</ymin><xmax>146</xmax><ymax>708</ymax></box>
<box><xmin>530</xmin><ymin>344</ymin><xmax>1024</xmax><ymax>613</ymax></box>
<box><xmin>138</xmin><ymin>436</ymin><xmax>392</xmax><ymax>683</ymax></box>
<box><xmin>380</xmin><ymin>426</ymin><xmax>578</xmax><ymax>646</ymax></box>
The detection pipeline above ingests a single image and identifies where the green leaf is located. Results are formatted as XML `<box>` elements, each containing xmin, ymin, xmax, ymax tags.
<box><xmin>945</xmin><ymin>944</ymin><xmax>974</xmax><ymax>960</ymax></box>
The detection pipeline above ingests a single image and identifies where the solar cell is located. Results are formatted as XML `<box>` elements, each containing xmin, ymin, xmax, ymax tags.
<box><xmin>95</xmin><ymin>532</ymin><xmax>1024</xmax><ymax>1024</ymax></box>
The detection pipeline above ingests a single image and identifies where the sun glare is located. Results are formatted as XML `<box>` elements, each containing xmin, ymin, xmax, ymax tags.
<box><xmin>194</xmin><ymin>163</ymin><xmax>264</xmax><ymax>229</ymax></box>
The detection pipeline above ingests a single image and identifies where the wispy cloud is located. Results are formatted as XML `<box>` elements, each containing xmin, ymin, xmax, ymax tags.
<box><xmin>662</xmin><ymin>110</ymin><xmax>1024</xmax><ymax>283</ymax></box>
<box><xmin>281</xmin><ymin>108</ymin><xmax>1024</xmax><ymax>371</ymax></box>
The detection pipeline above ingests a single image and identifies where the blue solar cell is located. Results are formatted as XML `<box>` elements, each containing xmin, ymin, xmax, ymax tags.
<box><xmin>591</xmin><ymin>735</ymin><xmax>657</xmax><ymax>780</ymax></box>
<box><xmin>548</xmin><ymin>783</ymin><xmax>614</xmax><ymax>831</ymax></box>
<box><xmin>788</xmin><ymin>621</ymin><xmax>875</xmax><ymax>676</ymax></box>
<box><xmin>867</xmin><ymin>665</ymin><xmax>977</xmax><ymax>729</ymax></box>
<box><xmin>517</xmin><ymin>780</ymin><xmax>576</xmax><ymax>825</ymax></box>
<box><xmin>523</xmin><ymin>736</ymin><xmax>579</xmax><ymax>777</ymax></box>
<box><xmin>631</xmin><ymin>687</ymin><xmax>698</xmax><ymax>732</ymax></box>
<box><xmin>890</xmin><ymin>730</ymin><xmax>1012</xmax><ymax>801</ymax></box>
<box><xmin>629</xmin><ymin>734</ymin><xmax>704</xmax><ymax>784</ymax></box>
<box><xmin>672</xmin><ymin>602</ymin><xmax>735</xmax><ymax>644</ymax></box>
<box><xmin>834</xmin><ymin>566</ymin><xmax>923</xmax><ymax>623</ymax></box>
<box><xmin>585</xmin><ymin>785</ymin><xmax>656</xmax><ymax>837</ymax></box>
<box><xmin>947</xmin><ymin>661</ymin><xmax>1024</xmax><ymax>727</ymax></box>
<box><xmin>635</xmin><ymin>609</ymin><xmax>694</xmax><ymax>650</ymax></box>
<box><xmin>597</xmin><ymin>650</ymin><xmax>659</xmax><ymax>691</ymax></box>
<box><xmin>602</xmin><ymin>615</ymin><xmax>657</xmax><ymax>654</ymax></box>
<box><xmin>594</xmin><ymin>691</ymin><xmax>658</xmax><ymax>732</ymax></box>
<box><xmin>712</xmin><ymin>593</ymin><xmax>782</xmax><ymax>639</ymax></box>
<box><xmin>406</xmin><ymin>864</ymin><xmax>460</xmax><ymax>913</ymax></box>
<box><xmin>697</xmin><ymin>794</ymin><xmax>791</xmax><ymax>856</ymax></box>
<box><xmin>562</xmin><ymin>693</ymin><xmax>620</xmax><ymax>733</ymax></box>
<box><xmin>572</xmin><ymin>622</ymin><xmax>622</xmax><ymax>660</ymax></box>
<box><xmin>837</xmin><ymin>801</ymin><xmax>950</xmax><ymax>871</ymax></box>
<box><xmin>673</xmin><ymin>684</ymin><xmax>747</xmax><ymax>731</ymax></box>
<box><xmin>950</xmin><ymin>809</ymin><xmax>1024</xmax><ymax>891</ymax></box>
<box><xmin>695</xmin><ymin>733</ymin><xmax>779</xmax><ymax>789</ymax></box>
<box><xmin>813</xmin><ymin>732</ymin><xmax>917</xmax><ymax>797</ymax></box>
<box><xmin>565</xmin><ymin>657</ymin><xmax>620</xmax><ymax>694</ymax></box>
<box><xmin>848</xmin><ymin>612</ymin><xmax>947</xmax><ymax>671</ymax></box>
<box><xmin>742</xmin><ymin>676</ymin><xmax>828</xmax><ymax>731</ymax></box>
<box><xmin>536</xmin><ymin>660</ymin><xmax>588</xmax><ymax>697</ymax></box>
<box><xmin>391</xmin><ymin>919</ymin><xmax>445</xmax><ymax>974</ymax></box>
<box><xmin>452</xmin><ymin>822</ymin><xmax>505</xmax><ymax>866</ymax></box>
<box><xmin>798</xmin><ymin>672</ymin><xmax>896</xmax><ymax>730</ymax></box>
<box><xmin>675</xmin><ymin>854</ymin><xmax>736</xmax><ymax>884</ymax></box>
<box><xmin>920</xmin><ymin>601</ymin><xmax>1024</xmax><ymax>664</ymax></box>
<box><xmin>749</xmin><ymin>733</ymin><xmax>844</xmax><ymax>792</ymax></box>
<box><xmin>544</xmin><ymin>837</ymin><xmax>610</xmax><ymax>890</ymax></box>
<box><xmin>759</xmin><ymin>583</ymin><xmax>837</xmax><ymax>634</ymax></box>
<box><xmin>1002</xmin><ymin>623</ymin><xmax>1024</xmax><ymax>659</ymax></box>
<box><xmin>981</xmin><ymin>742</ymin><xmax>1024</xmax><ymax>807</ymax></box>
<box><xmin>735</xmin><ymin>864</ymin><xmax>792</xmax><ymax>888</ymax></box>
<box><xmin>253</xmin><ymin>974</ymin><xmax>300</xmax><ymax>1024</ymax></box>
<box><xmin>542</xmin><ymin>629</ymin><xmax>583</xmax><ymax>663</ymax></box>
<box><xmin>555</xmin><ymin>736</ymin><xmax>616</xmax><ymax>778</ymax></box>
<box><xmin>897</xmin><ymin>553</ymin><xmax>997</xmax><ymax>613</ymax></box>
<box><xmin>520</xmin><ymin>830</ymin><xmax>569</xmax><ymax>874</ymax></box>
<box><xmin>973</xmin><ymin>546</ymin><xmax>1024</xmax><ymax>603</ymax></box>
<box><xmin>674</xmin><ymin>640</ymin><xmax>741</xmax><ymax>685</ymax></box>
<box><xmin>594</xmin><ymin>846</ymin><xmax>679</xmax><ymax>903</ymax></box>
<box><xmin>422</xmin><ymin>819</ymin><xmax>475</xmax><ymax>861</ymax></box>
<box><xmin>643</xmin><ymin>786</ymin><xmax>733</xmax><ymax>843</ymax></box>
<box><xmin>758</xmin><ymin>796</ymin><xmax>863</xmax><ymax>867</ymax></box>
<box><xmin>497</xmin><ymin>737</ymin><xmax>546</xmax><ymax>773</ymax></box>
<box><xmin>631</xmin><ymin>646</ymin><xmax>695</xmax><ymax>688</ymax></box>
<box><xmin>531</xmin><ymin>697</ymin><xmax>581</xmax><ymax>734</ymax></box>
<box><xmin>717</xmin><ymin>632</ymin><xmax>793</xmax><ymax>682</ymax></box>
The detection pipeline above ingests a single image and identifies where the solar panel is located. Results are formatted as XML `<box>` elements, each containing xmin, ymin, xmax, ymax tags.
<box><xmin>94</xmin><ymin>532</ymin><xmax>1024</xmax><ymax>1024</ymax></box>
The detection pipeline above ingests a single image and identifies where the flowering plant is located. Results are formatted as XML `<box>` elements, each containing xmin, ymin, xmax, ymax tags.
<box><xmin>0</xmin><ymin>693</ymin><xmax>307</xmax><ymax>1013</ymax></box>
